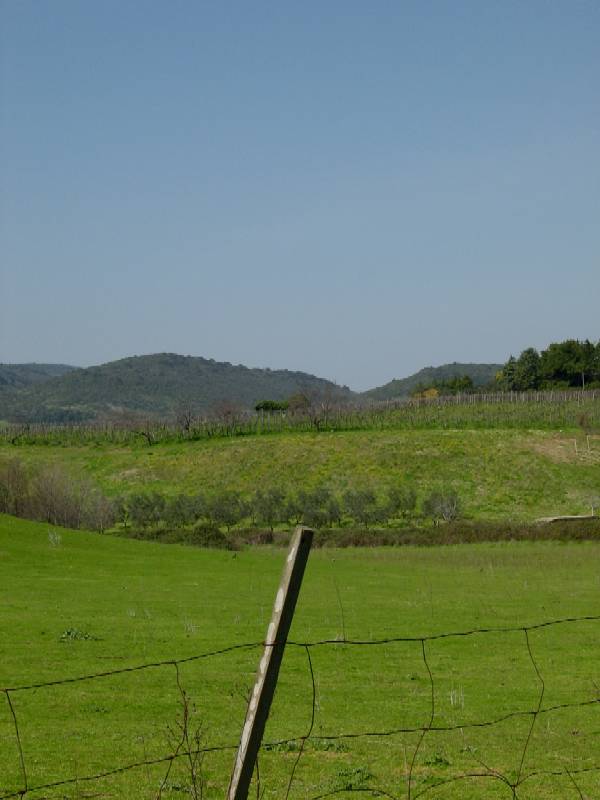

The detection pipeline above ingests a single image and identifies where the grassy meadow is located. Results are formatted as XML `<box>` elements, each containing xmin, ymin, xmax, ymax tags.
<box><xmin>2</xmin><ymin>514</ymin><xmax>600</xmax><ymax>799</ymax></box>
<box><xmin>2</xmin><ymin>427</ymin><xmax>600</xmax><ymax>520</ymax></box>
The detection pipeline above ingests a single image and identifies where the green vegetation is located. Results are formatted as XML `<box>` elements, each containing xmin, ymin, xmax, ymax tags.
<box><xmin>3</xmin><ymin>391</ymin><xmax>600</xmax><ymax>448</ymax></box>
<box><xmin>2</xmin><ymin>345</ymin><xmax>597</xmax><ymax>798</ymax></box>
<box><xmin>411</xmin><ymin>374</ymin><xmax>475</xmax><ymax>398</ymax></box>
<box><xmin>2</xmin><ymin>340</ymin><xmax>598</xmax><ymax>424</ymax></box>
<box><xmin>497</xmin><ymin>338</ymin><xmax>600</xmax><ymax>391</ymax></box>
<box><xmin>2</xmin><ymin>514</ymin><xmax>600</xmax><ymax>798</ymax></box>
<box><xmin>1</xmin><ymin>424</ymin><xmax>599</xmax><ymax>523</ymax></box>
<box><xmin>0</xmin><ymin>362</ymin><xmax>77</xmax><ymax>389</ymax></box>
<box><xmin>0</xmin><ymin>353</ymin><xmax>352</xmax><ymax>423</ymax></box>
<box><xmin>362</xmin><ymin>362</ymin><xmax>502</xmax><ymax>401</ymax></box>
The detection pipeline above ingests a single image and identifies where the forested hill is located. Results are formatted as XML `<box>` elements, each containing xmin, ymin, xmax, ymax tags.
<box><xmin>361</xmin><ymin>362</ymin><xmax>502</xmax><ymax>401</ymax></box>
<box><xmin>0</xmin><ymin>363</ymin><xmax>78</xmax><ymax>389</ymax></box>
<box><xmin>0</xmin><ymin>353</ymin><xmax>354</xmax><ymax>423</ymax></box>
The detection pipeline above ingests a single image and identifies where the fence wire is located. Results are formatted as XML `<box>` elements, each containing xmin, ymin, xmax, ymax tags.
<box><xmin>2</xmin><ymin>614</ymin><xmax>600</xmax><ymax>799</ymax></box>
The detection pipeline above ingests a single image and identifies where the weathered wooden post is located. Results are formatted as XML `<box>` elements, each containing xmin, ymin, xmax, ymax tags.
<box><xmin>227</xmin><ymin>526</ymin><xmax>313</xmax><ymax>800</ymax></box>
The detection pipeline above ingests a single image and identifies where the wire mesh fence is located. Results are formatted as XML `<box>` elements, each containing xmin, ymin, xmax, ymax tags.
<box><xmin>2</xmin><ymin>614</ymin><xmax>600</xmax><ymax>799</ymax></box>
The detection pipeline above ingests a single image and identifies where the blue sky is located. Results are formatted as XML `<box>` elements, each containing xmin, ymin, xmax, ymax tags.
<box><xmin>1</xmin><ymin>1</ymin><xmax>598</xmax><ymax>390</ymax></box>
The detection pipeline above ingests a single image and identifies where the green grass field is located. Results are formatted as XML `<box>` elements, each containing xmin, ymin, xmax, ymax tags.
<box><xmin>2</xmin><ymin>428</ymin><xmax>599</xmax><ymax>520</ymax></box>
<box><xmin>2</xmin><ymin>514</ymin><xmax>599</xmax><ymax>799</ymax></box>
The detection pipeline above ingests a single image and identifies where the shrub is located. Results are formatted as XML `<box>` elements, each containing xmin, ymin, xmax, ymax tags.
<box><xmin>127</xmin><ymin>492</ymin><xmax>166</xmax><ymax>528</ymax></box>
<box><xmin>0</xmin><ymin>458</ymin><xmax>31</xmax><ymax>516</ymax></box>
<box><xmin>251</xmin><ymin>487</ymin><xmax>287</xmax><ymax>531</ymax></box>
<box><xmin>343</xmin><ymin>488</ymin><xmax>387</xmax><ymax>528</ymax></box>
<box><xmin>30</xmin><ymin>466</ymin><xmax>115</xmax><ymax>531</ymax></box>
<box><xmin>206</xmin><ymin>491</ymin><xmax>245</xmax><ymax>531</ymax></box>
<box><xmin>386</xmin><ymin>484</ymin><xmax>417</xmax><ymax>520</ymax></box>
<box><xmin>84</xmin><ymin>491</ymin><xmax>116</xmax><ymax>533</ymax></box>
<box><xmin>189</xmin><ymin>523</ymin><xmax>232</xmax><ymax>549</ymax></box>
<box><xmin>422</xmin><ymin>489</ymin><xmax>462</xmax><ymax>524</ymax></box>
<box><xmin>294</xmin><ymin>486</ymin><xmax>335</xmax><ymax>528</ymax></box>
<box><xmin>164</xmin><ymin>493</ymin><xmax>201</xmax><ymax>528</ymax></box>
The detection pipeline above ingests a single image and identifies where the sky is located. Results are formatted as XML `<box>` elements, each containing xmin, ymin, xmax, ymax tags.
<box><xmin>1</xmin><ymin>1</ymin><xmax>599</xmax><ymax>391</ymax></box>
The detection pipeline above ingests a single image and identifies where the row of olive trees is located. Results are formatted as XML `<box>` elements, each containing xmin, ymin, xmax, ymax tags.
<box><xmin>119</xmin><ymin>484</ymin><xmax>461</xmax><ymax>532</ymax></box>
<box><xmin>0</xmin><ymin>458</ymin><xmax>116</xmax><ymax>532</ymax></box>
<box><xmin>0</xmin><ymin>457</ymin><xmax>462</xmax><ymax>534</ymax></box>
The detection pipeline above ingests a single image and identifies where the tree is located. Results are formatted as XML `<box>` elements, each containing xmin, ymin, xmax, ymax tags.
<box><xmin>206</xmin><ymin>491</ymin><xmax>244</xmax><ymax>531</ymax></box>
<box><xmin>325</xmin><ymin>495</ymin><xmax>342</xmax><ymax>527</ymax></box>
<box><xmin>211</xmin><ymin>400</ymin><xmax>244</xmax><ymax>434</ymax></box>
<box><xmin>31</xmin><ymin>465</ymin><xmax>83</xmax><ymax>527</ymax></box>
<box><xmin>175</xmin><ymin>401</ymin><xmax>197</xmax><ymax>436</ymax></box>
<box><xmin>592</xmin><ymin>341</ymin><xmax>600</xmax><ymax>385</ymax></box>
<box><xmin>128</xmin><ymin>492</ymin><xmax>166</xmax><ymax>528</ymax></box>
<box><xmin>514</xmin><ymin>348</ymin><xmax>541</xmax><ymax>390</ymax></box>
<box><xmin>540</xmin><ymin>339</ymin><xmax>594</xmax><ymax>387</ymax></box>
<box><xmin>422</xmin><ymin>489</ymin><xmax>461</xmax><ymax>525</ymax></box>
<box><xmin>497</xmin><ymin>356</ymin><xmax>518</xmax><ymax>390</ymax></box>
<box><xmin>164</xmin><ymin>494</ymin><xmax>199</xmax><ymax>527</ymax></box>
<box><xmin>252</xmin><ymin>487</ymin><xmax>287</xmax><ymax>531</ymax></box>
<box><xmin>0</xmin><ymin>458</ymin><xmax>30</xmax><ymax>517</ymax></box>
<box><xmin>295</xmin><ymin>486</ymin><xmax>334</xmax><ymax>528</ymax></box>
<box><xmin>286</xmin><ymin>393</ymin><xmax>311</xmax><ymax>416</ymax></box>
<box><xmin>255</xmin><ymin>399</ymin><xmax>288</xmax><ymax>413</ymax></box>
<box><xmin>83</xmin><ymin>492</ymin><xmax>116</xmax><ymax>533</ymax></box>
<box><xmin>411</xmin><ymin>375</ymin><xmax>473</xmax><ymax>397</ymax></box>
<box><xmin>386</xmin><ymin>484</ymin><xmax>417</xmax><ymax>520</ymax></box>
<box><xmin>343</xmin><ymin>488</ymin><xmax>385</xmax><ymax>528</ymax></box>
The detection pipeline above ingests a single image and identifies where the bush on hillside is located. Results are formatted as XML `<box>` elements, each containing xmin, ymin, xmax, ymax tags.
<box><xmin>422</xmin><ymin>489</ymin><xmax>462</xmax><ymax>524</ymax></box>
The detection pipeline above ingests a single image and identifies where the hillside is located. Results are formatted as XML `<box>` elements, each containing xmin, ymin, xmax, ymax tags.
<box><xmin>2</xmin><ymin>427</ymin><xmax>599</xmax><ymax>519</ymax></box>
<box><xmin>0</xmin><ymin>353</ymin><xmax>353</xmax><ymax>423</ymax></box>
<box><xmin>0</xmin><ymin>362</ymin><xmax>78</xmax><ymax>389</ymax></box>
<box><xmin>362</xmin><ymin>362</ymin><xmax>502</xmax><ymax>401</ymax></box>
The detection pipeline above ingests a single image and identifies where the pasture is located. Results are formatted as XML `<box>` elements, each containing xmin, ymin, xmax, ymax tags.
<box><xmin>2</xmin><ymin>428</ymin><xmax>600</xmax><ymax>520</ymax></box>
<box><xmin>1</xmin><ymin>514</ymin><xmax>599</xmax><ymax>798</ymax></box>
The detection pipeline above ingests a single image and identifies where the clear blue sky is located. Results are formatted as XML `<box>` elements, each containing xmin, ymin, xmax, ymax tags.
<box><xmin>1</xmin><ymin>1</ymin><xmax>598</xmax><ymax>390</ymax></box>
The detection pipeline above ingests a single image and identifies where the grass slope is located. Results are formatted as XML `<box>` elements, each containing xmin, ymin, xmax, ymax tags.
<box><xmin>1</xmin><ymin>515</ymin><xmax>599</xmax><ymax>798</ymax></box>
<box><xmin>3</xmin><ymin>428</ymin><xmax>599</xmax><ymax>519</ymax></box>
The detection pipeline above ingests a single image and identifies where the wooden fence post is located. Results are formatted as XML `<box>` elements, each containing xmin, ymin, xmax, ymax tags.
<box><xmin>227</xmin><ymin>526</ymin><xmax>314</xmax><ymax>800</ymax></box>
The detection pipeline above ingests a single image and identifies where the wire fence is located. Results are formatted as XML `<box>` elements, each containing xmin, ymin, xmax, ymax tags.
<box><xmin>2</xmin><ymin>388</ymin><xmax>599</xmax><ymax>445</ymax></box>
<box><xmin>2</xmin><ymin>614</ymin><xmax>600</xmax><ymax>799</ymax></box>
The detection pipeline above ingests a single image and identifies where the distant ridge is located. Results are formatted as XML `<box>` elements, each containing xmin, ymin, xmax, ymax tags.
<box><xmin>0</xmin><ymin>363</ymin><xmax>78</xmax><ymax>389</ymax></box>
<box><xmin>0</xmin><ymin>356</ymin><xmax>505</xmax><ymax>424</ymax></box>
<box><xmin>361</xmin><ymin>362</ymin><xmax>502</xmax><ymax>401</ymax></box>
<box><xmin>0</xmin><ymin>353</ymin><xmax>353</xmax><ymax>423</ymax></box>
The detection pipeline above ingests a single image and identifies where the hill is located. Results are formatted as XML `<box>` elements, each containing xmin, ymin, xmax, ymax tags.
<box><xmin>0</xmin><ymin>362</ymin><xmax>78</xmax><ymax>389</ymax></box>
<box><xmin>0</xmin><ymin>353</ymin><xmax>353</xmax><ymax>423</ymax></box>
<box><xmin>361</xmin><ymin>362</ymin><xmax>502</xmax><ymax>401</ymax></box>
<box><xmin>3</xmin><ymin>421</ymin><xmax>599</xmax><ymax>519</ymax></box>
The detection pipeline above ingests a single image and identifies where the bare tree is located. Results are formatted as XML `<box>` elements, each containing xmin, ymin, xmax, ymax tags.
<box><xmin>0</xmin><ymin>458</ymin><xmax>30</xmax><ymax>516</ymax></box>
<box><xmin>175</xmin><ymin>400</ymin><xmax>196</xmax><ymax>436</ymax></box>
<box><xmin>422</xmin><ymin>489</ymin><xmax>462</xmax><ymax>525</ymax></box>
